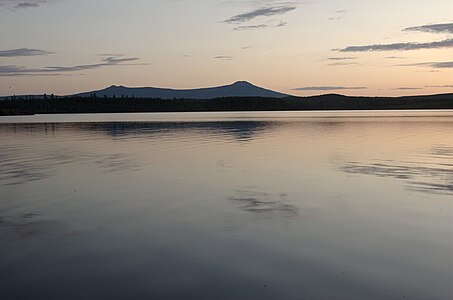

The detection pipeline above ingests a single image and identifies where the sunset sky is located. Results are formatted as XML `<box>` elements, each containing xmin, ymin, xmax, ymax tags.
<box><xmin>0</xmin><ymin>0</ymin><xmax>452</xmax><ymax>96</ymax></box>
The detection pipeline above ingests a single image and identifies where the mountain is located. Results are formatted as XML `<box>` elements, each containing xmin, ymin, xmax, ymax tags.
<box><xmin>76</xmin><ymin>81</ymin><xmax>288</xmax><ymax>99</ymax></box>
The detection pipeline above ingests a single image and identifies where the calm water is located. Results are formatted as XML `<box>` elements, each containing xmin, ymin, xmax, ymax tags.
<box><xmin>1</xmin><ymin>111</ymin><xmax>452</xmax><ymax>300</ymax></box>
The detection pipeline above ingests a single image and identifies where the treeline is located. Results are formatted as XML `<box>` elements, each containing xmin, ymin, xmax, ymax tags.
<box><xmin>1</xmin><ymin>94</ymin><xmax>453</xmax><ymax>115</ymax></box>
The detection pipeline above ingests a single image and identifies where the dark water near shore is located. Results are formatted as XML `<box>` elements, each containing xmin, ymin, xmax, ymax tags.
<box><xmin>1</xmin><ymin>111</ymin><xmax>452</xmax><ymax>299</ymax></box>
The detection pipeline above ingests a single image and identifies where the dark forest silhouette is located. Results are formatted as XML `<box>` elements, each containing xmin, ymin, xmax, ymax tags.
<box><xmin>1</xmin><ymin>93</ymin><xmax>453</xmax><ymax>115</ymax></box>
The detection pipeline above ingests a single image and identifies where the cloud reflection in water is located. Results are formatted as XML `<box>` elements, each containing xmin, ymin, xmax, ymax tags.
<box><xmin>340</xmin><ymin>146</ymin><xmax>453</xmax><ymax>195</ymax></box>
<box><xmin>229</xmin><ymin>190</ymin><xmax>299</xmax><ymax>216</ymax></box>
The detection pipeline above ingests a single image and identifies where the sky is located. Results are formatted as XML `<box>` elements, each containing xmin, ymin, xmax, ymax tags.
<box><xmin>0</xmin><ymin>0</ymin><xmax>452</xmax><ymax>96</ymax></box>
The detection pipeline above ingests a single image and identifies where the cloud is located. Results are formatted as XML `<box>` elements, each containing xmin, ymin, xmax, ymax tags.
<box><xmin>336</xmin><ymin>21</ymin><xmax>453</xmax><ymax>53</ymax></box>
<box><xmin>225</xmin><ymin>5</ymin><xmax>296</xmax><ymax>23</ymax></box>
<box><xmin>233</xmin><ymin>21</ymin><xmax>286</xmax><ymax>30</ymax></box>
<box><xmin>397</xmin><ymin>61</ymin><xmax>453</xmax><ymax>68</ymax></box>
<box><xmin>327</xmin><ymin>57</ymin><xmax>359</xmax><ymax>65</ymax></box>
<box><xmin>0</xmin><ymin>48</ymin><xmax>54</xmax><ymax>57</ymax></box>
<box><xmin>234</xmin><ymin>24</ymin><xmax>269</xmax><ymax>30</ymax></box>
<box><xmin>395</xmin><ymin>87</ymin><xmax>423</xmax><ymax>90</ymax></box>
<box><xmin>337</xmin><ymin>38</ymin><xmax>453</xmax><ymax>52</ymax></box>
<box><xmin>425</xmin><ymin>85</ymin><xmax>453</xmax><ymax>88</ymax></box>
<box><xmin>0</xmin><ymin>0</ymin><xmax>55</xmax><ymax>10</ymax></box>
<box><xmin>293</xmin><ymin>86</ymin><xmax>367</xmax><ymax>91</ymax></box>
<box><xmin>430</xmin><ymin>61</ymin><xmax>453</xmax><ymax>68</ymax></box>
<box><xmin>329</xmin><ymin>10</ymin><xmax>347</xmax><ymax>21</ymax></box>
<box><xmin>97</xmin><ymin>53</ymin><xmax>124</xmax><ymax>57</ymax></box>
<box><xmin>15</xmin><ymin>2</ymin><xmax>39</xmax><ymax>8</ymax></box>
<box><xmin>0</xmin><ymin>55</ymin><xmax>147</xmax><ymax>76</ymax></box>
<box><xmin>214</xmin><ymin>55</ymin><xmax>233</xmax><ymax>61</ymax></box>
<box><xmin>223</xmin><ymin>2</ymin><xmax>300</xmax><ymax>31</ymax></box>
<box><xmin>404</xmin><ymin>23</ymin><xmax>453</xmax><ymax>34</ymax></box>
<box><xmin>328</xmin><ymin>62</ymin><xmax>359</xmax><ymax>66</ymax></box>
<box><xmin>327</xmin><ymin>57</ymin><xmax>357</xmax><ymax>61</ymax></box>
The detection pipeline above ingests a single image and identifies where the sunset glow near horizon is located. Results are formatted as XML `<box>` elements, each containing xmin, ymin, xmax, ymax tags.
<box><xmin>0</xmin><ymin>0</ymin><xmax>452</xmax><ymax>97</ymax></box>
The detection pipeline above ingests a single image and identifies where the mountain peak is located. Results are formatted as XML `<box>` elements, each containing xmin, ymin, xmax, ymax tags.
<box><xmin>232</xmin><ymin>81</ymin><xmax>253</xmax><ymax>87</ymax></box>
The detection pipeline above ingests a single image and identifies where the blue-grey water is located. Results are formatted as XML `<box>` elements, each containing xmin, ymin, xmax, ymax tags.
<box><xmin>1</xmin><ymin>111</ymin><xmax>452</xmax><ymax>300</ymax></box>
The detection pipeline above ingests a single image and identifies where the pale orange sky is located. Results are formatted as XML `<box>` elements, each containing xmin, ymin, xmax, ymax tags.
<box><xmin>0</xmin><ymin>0</ymin><xmax>452</xmax><ymax>96</ymax></box>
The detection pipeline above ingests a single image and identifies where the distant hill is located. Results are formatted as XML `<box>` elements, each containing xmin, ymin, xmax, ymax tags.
<box><xmin>76</xmin><ymin>81</ymin><xmax>288</xmax><ymax>99</ymax></box>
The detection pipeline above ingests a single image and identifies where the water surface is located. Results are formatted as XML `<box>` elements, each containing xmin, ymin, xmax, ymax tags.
<box><xmin>1</xmin><ymin>111</ymin><xmax>452</xmax><ymax>299</ymax></box>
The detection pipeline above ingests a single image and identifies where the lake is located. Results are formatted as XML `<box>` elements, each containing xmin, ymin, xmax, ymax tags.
<box><xmin>1</xmin><ymin>111</ymin><xmax>452</xmax><ymax>299</ymax></box>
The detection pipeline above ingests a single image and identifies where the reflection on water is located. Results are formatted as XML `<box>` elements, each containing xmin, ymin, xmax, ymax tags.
<box><xmin>0</xmin><ymin>120</ymin><xmax>275</xmax><ymax>142</ymax></box>
<box><xmin>0</xmin><ymin>140</ymin><xmax>141</xmax><ymax>186</ymax></box>
<box><xmin>432</xmin><ymin>145</ymin><xmax>453</xmax><ymax>158</ymax></box>
<box><xmin>0</xmin><ymin>111</ymin><xmax>452</xmax><ymax>300</ymax></box>
<box><xmin>229</xmin><ymin>190</ymin><xmax>299</xmax><ymax>216</ymax></box>
<box><xmin>0</xmin><ymin>148</ymin><xmax>50</xmax><ymax>186</ymax></box>
<box><xmin>340</xmin><ymin>145</ymin><xmax>453</xmax><ymax>195</ymax></box>
<box><xmin>0</xmin><ymin>121</ymin><xmax>274</xmax><ymax>186</ymax></box>
<box><xmin>0</xmin><ymin>150</ymin><xmax>140</xmax><ymax>186</ymax></box>
<box><xmin>0</xmin><ymin>212</ymin><xmax>72</xmax><ymax>240</ymax></box>
<box><xmin>86</xmin><ymin>121</ymin><xmax>275</xmax><ymax>142</ymax></box>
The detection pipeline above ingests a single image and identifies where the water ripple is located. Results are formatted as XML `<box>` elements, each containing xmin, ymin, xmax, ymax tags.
<box><xmin>229</xmin><ymin>190</ymin><xmax>299</xmax><ymax>216</ymax></box>
<box><xmin>339</xmin><ymin>145</ymin><xmax>453</xmax><ymax>195</ymax></box>
<box><xmin>0</xmin><ymin>146</ymin><xmax>141</xmax><ymax>186</ymax></box>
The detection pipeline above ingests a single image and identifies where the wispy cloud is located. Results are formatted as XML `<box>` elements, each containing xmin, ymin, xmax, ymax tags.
<box><xmin>395</xmin><ymin>87</ymin><xmax>423</xmax><ymax>90</ymax></box>
<box><xmin>328</xmin><ymin>62</ymin><xmax>360</xmax><ymax>66</ymax></box>
<box><xmin>326</xmin><ymin>57</ymin><xmax>359</xmax><ymax>66</ymax></box>
<box><xmin>0</xmin><ymin>0</ymin><xmax>55</xmax><ymax>10</ymax></box>
<box><xmin>329</xmin><ymin>10</ymin><xmax>347</xmax><ymax>21</ymax></box>
<box><xmin>234</xmin><ymin>24</ymin><xmax>269</xmax><ymax>30</ymax></box>
<box><xmin>214</xmin><ymin>55</ymin><xmax>233</xmax><ymax>61</ymax></box>
<box><xmin>336</xmin><ymin>21</ymin><xmax>453</xmax><ymax>53</ymax></box>
<box><xmin>430</xmin><ymin>61</ymin><xmax>453</xmax><ymax>68</ymax></box>
<box><xmin>233</xmin><ymin>21</ymin><xmax>286</xmax><ymax>31</ymax></box>
<box><xmin>223</xmin><ymin>1</ymin><xmax>300</xmax><ymax>31</ymax></box>
<box><xmin>427</xmin><ymin>61</ymin><xmax>453</xmax><ymax>68</ymax></box>
<box><xmin>404</xmin><ymin>23</ymin><xmax>453</xmax><ymax>34</ymax></box>
<box><xmin>425</xmin><ymin>85</ymin><xmax>453</xmax><ymax>88</ymax></box>
<box><xmin>327</xmin><ymin>57</ymin><xmax>357</xmax><ymax>61</ymax></box>
<box><xmin>225</xmin><ymin>6</ymin><xmax>296</xmax><ymax>23</ymax></box>
<box><xmin>0</xmin><ymin>55</ymin><xmax>147</xmax><ymax>76</ymax></box>
<box><xmin>397</xmin><ymin>61</ymin><xmax>453</xmax><ymax>68</ymax></box>
<box><xmin>337</xmin><ymin>38</ymin><xmax>453</xmax><ymax>52</ymax></box>
<box><xmin>293</xmin><ymin>86</ymin><xmax>367</xmax><ymax>91</ymax></box>
<box><xmin>0</xmin><ymin>48</ymin><xmax>54</xmax><ymax>57</ymax></box>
